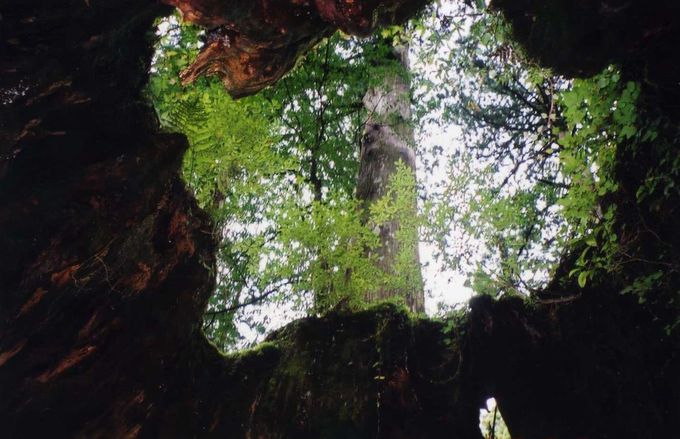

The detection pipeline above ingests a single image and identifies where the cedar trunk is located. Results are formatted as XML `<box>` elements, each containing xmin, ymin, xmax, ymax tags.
<box><xmin>356</xmin><ymin>44</ymin><xmax>425</xmax><ymax>313</ymax></box>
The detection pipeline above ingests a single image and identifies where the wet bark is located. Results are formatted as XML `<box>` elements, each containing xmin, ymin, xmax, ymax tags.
<box><xmin>356</xmin><ymin>44</ymin><xmax>425</xmax><ymax>313</ymax></box>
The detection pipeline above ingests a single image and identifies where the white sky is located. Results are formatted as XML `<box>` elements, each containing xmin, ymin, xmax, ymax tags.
<box><xmin>418</xmin><ymin>126</ymin><xmax>474</xmax><ymax>314</ymax></box>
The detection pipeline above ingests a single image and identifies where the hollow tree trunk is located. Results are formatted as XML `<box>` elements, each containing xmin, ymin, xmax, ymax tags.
<box><xmin>356</xmin><ymin>43</ymin><xmax>425</xmax><ymax>313</ymax></box>
<box><xmin>0</xmin><ymin>1</ymin><xmax>455</xmax><ymax>437</ymax></box>
<box><xmin>1</xmin><ymin>0</ymin><xmax>679</xmax><ymax>437</ymax></box>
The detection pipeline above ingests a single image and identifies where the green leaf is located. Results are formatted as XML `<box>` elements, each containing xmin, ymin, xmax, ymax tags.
<box><xmin>577</xmin><ymin>271</ymin><xmax>588</xmax><ymax>288</ymax></box>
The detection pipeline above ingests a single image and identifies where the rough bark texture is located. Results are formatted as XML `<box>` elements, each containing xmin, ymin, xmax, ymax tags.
<box><xmin>0</xmin><ymin>1</ymin><xmax>215</xmax><ymax>436</ymax></box>
<box><xmin>1</xmin><ymin>0</ymin><xmax>679</xmax><ymax>438</ymax></box>
<box><xmin>492</xmin><ymin>0</ymin><xmax>680</xmax><ymax>111</ymax></box>
<box><xmin>356</xmin><ymin>44</ymin><xmax>424</xmax><ymax>313</ymax></box>
<box><xmin>169</xmin><ymin>0</ymin><xmax>428</xmax><ymax>97</ymax></box>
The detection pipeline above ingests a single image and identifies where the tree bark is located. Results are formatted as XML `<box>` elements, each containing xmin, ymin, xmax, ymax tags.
<box><xmin>356</xmin><ymin>43</ymin><xmax>425</xmax><ymax>313</ymax></box>
<box><xmin>1</xmin><ymin>0</ymin><xmax>679</xmax><ymax>437</ymax></box>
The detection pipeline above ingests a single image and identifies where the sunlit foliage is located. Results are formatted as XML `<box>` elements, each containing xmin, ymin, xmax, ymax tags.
<box><xmin>149</xmin><ymin>17</ymin><xmax>419</xmax><ymax>349</ymax></box>
<box><xmin>410</xmin><ymin>5</ymin><xmax>644</xmax><ymax>297</ymax></box>
<box><xmin>149</xmin><ymin>0</ymin><xmax>661</xmax><ymax>348</ymax></box>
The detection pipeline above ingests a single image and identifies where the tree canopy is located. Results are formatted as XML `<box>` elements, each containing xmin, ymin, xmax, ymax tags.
<box><xmin>148</xmin><ymin>1</ymin><xmax>675</xmax><ymax>350</ymax></box>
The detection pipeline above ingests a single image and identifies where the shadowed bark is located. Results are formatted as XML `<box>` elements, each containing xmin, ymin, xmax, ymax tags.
<box><xmin>0</xmin><ymin>0</ymin><xmax>463</xmax><ymax>436</ymax></box>
<box><xmin>1</xmin><ymin>0</ymin><xmax>679</xmax><ymax>437</ymax></box>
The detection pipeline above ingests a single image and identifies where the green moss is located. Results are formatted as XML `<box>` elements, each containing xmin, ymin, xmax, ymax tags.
<box><xmin>224</xmin><ymin>340</ymin><xmax>278</xmax><ymax>364</ymax></box>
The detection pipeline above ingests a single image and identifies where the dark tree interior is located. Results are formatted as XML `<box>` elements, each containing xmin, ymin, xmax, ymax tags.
<box><xmin>1</xmin><ymin>0</ymin><xmax>679</xmax><ymax>437</ymax></box>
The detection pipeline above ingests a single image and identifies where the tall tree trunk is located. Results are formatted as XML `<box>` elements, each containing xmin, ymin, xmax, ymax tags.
<box><xmin>356</xmin><ymin>43</ymin><xmax>424</xmax><ymax>313</ymax></box>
